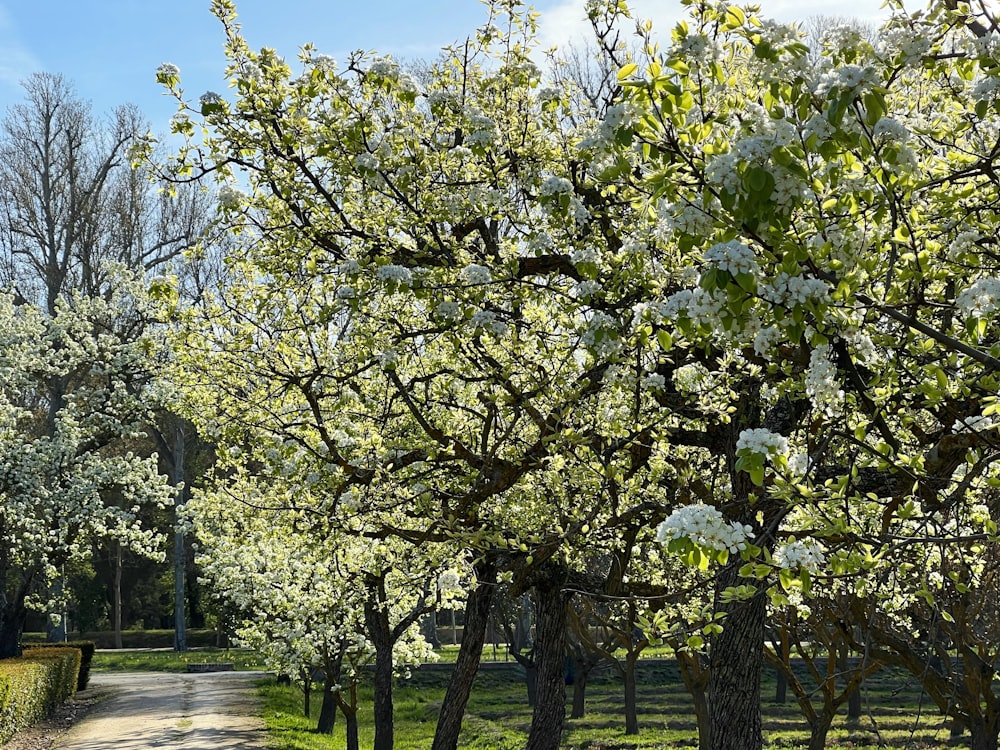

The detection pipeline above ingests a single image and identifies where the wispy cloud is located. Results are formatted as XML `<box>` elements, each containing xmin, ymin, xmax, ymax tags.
<box><xmin>0</xmin><ymin>4</ymin><xmax>42</xmax><ymax>92</ymax></box>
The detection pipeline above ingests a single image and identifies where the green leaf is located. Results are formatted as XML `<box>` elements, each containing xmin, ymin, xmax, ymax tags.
<box><xmin>617</xmin><ymin>63</ymin><xmax>638</xmax><ymax>81</ymax></box>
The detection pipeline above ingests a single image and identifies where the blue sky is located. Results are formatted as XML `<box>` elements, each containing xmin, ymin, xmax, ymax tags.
<box><xmin>1</xmin><ymin>0</ymin><xmax>890</xmax><ymax>134</ymax></box>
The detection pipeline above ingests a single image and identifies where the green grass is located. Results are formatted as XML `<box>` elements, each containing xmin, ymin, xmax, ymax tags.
<box><xmin>92</xmin><ymin>647</ymin><xmax>267</xmax><ymax>672</ymax></box>
<box><xmin>256</xmin><ymin>661</ymin><xmax>959</xmax><ymax>750</ymax></box>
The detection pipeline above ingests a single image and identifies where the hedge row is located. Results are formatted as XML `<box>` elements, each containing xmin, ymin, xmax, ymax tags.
<box><xmin>0</xmin><ymin>646</ymin><xmax>81</xmax><ymax>745</ymax></box>
<box><xmin>24</xmin><ymin>641</ymin><xmax>95</xmax><ymax>690</ymax></box>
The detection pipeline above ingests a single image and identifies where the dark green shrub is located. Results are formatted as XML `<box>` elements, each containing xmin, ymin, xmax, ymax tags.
<box><xmin>25</xmin><ymin>641</ymin><xmax>95</xmax><ymax>690</ymax></box>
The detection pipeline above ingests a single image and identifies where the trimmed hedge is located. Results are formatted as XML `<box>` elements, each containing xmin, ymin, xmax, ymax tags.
<box><xmin>0</xmin><ymin>647</ymin><xmax>81</xmax><ymax>744</ymax></box>
<box><xmin>24</xmin><ymin>641</ymin><xmax>95</xmax><ymax>690</ymax></box>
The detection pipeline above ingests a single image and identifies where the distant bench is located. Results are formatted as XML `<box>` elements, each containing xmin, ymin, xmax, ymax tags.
<box><xmin>185</xmin><ymin>663</ymin><xmax>235</xmax><ymax>673</ymax></box>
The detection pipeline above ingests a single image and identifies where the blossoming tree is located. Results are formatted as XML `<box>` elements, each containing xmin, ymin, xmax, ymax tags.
<box><xmin>603</xmin><ymin>0</ymin><xmax>1000</xmax><ymax>747</ymax></box>
<box><xmin>151</xmin><ymin>0</ymin><xmax>1000</xmax><ymax>748</ymax></box>
<box><xmin>0</xmin><ymin>280</ymin><xmax>173</xmax><ymax>658</ymax></box>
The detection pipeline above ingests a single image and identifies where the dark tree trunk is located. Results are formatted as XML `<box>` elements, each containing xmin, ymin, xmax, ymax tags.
<box><xmin>432</xmin><ymin>559</ymin><xmax>496</xmax><ymax>750</ymax></box>
<box><xmin>774</xmin><ymin>631</ymin><xmax>788</xmax><ymax>704</ymax></box>
<box><xmin>0</xmin><ymin>600</ymin><xmax>27</xmax><ymax>659</ymax></box>
<box><xmin>525</xmin><ymin>566</ymin><xmax>570</xmax><ymax>750</ymax></box>
<box><xmin>570</xmin><ymin>659</ymin><xmax>590</xmax><ymax>719</ymax></box>
<box><xmin>676</xmin><ymin>648</ymin><xmax>711</xmax><ymax>750</ymax></box>
<box><xmin>345</xmin><ymin>708</ymin><xmax>360</xmax><ymax>750</ymax></box>
<box><xmin>317</xmin><ymin>678</ymin><xmax>337</xmax><ymax>734</ymax></box>
<box><xmin>364</xmin><ymin>578</ymin><xmax>395</xmax><ymax>750</ymax></box>
<box><xmin>171</xmin><ymin>421</ymin><xmax>187</xmax><ymax>653</ymax></box>
<box><xmin>807</xmin><ymin>715</ymin><xmax>833</xmax><ymax>750</ymax></box>
<box><xmin>839</xmin><ymin>647</ymin><xmax>861</xmax><ymax>721</ymax></box>
<box><xmin>624</xmin><ymin>652</ymin><xmax>640</xmax><ymax>735</ymax></box>
<box><xmin>709</xmin><ymin>569</ymin><xmax>765</xmax><ymax>750</ymax></box>
<box><xmin>113</xmin><ymin>542</ymin><xmax>123</xmax><ymax>649</ymax></box>
<box><xmin>970</xmin><ymin>717</ymin><xmax>1000</xmax><ymax>750</ymax></box>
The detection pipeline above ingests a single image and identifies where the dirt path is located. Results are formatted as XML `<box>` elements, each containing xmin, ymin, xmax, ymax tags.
<box><xmin>50</xmin><ymin>671</ymin><xmax>269</xmax><ymax>750</ymax></box>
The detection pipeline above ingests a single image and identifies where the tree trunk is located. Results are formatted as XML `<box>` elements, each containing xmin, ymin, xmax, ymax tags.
<box><xmin>570</xmin><ymin>658</ymin><xmax>590</xmax><ymax>719</ymax></box>
<box><xmin>432</xmin><ymin>559</ymin><xmax>496</xmax><ymax>750</ymax></box>
<box><xmin>172</xmin><ymin>421</ymin><xmax>187</xmax><ymax>653</ymax></box>
<box><xmin>365</xmin><ymin>576</ymin><xmax>395</xmax><ymax>750</ymax></box>
<box><xmin>345</xmin><ymin>707</ymin><xmax>360</xmax><ymax>750</ymax></box>
<box><xmin>839</xmin><ymin>647</ymin><xmax>861</xmax><ymax>721</ymax></box>
<box><xmin>624</xmin><ymin>652</ymin><xmax>640</xmax><ymax>735</ymax></box>
<box><xmin>113</xmin><ymin>542</ymin><xmax>123</xmax><ymax>649</ymax></box>
<box><xmin>970</xmin><ymin>717</ymin><xmax>1000</xmax><ymax>750</ymax></box>
<box><xmin>676</xmin><ymin>648</ymin><xmax>711</xmax><ymax>750</ymax></box>
<box><xmin>0</xmin><ymin>600</ymin><xmax>27</xmax><ymax>659</ymax></box>
<box><xmin>317</xmin><ymin>678</ymin><xmax>337</xmax><ymax>734</ymax></box>
<box><xmin>709</xmin><ymin>569</ymin><xmax>765</xmax><ymax>750</ymax></box>
<box><xmin>807</xmin><ymin>714</ymin><xmax>833</xmax><ymax>750</ymax></box>
<box><xmin>525</xmin><ymin>566</ymin><xmax>570</xmax><ymax>750</ymax></box>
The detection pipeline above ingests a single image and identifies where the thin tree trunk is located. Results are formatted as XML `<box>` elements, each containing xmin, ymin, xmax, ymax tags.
<box><xmin>709</xmin><ymin>568</ymin><xmax>765</xmax><ymax>750</ymax></box>
<box><xmin>432</xmin><ymin>559</ymin><xmax>496</xmax><ymax>750</ymax></box>
<box><xmin>172</xmin><ymin>421</ymin><xmax>187</xmax><ymax>652</ymax></box>
<box><xmin>525</xmin><ymin>566</ymin><xmax>570</xmax><ymax>750</ymax></box>
<box><xmin>570</xmin><ymin>658</ymin><xmax>590</xmax><ymax>719</ymax></box>
<box><xmin>676</xmin><ymin>647</ymin><xmax>711</xmax><ymax>750</ymax></box>
<box><xmin>113</xmin><ymin>543</ymin><xmax>123</xmax><ymax>649</ymax></box>
<box><xmin>624</xmin><ymin>652</ymin><xmax>639</xmax><ymax>735</ymax></box>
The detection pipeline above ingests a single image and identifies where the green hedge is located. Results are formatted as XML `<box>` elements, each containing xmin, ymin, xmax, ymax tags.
<box><xmin>0</xmin><ymin>647</ymin><xmax>81</xmax><ymax>744</ymax></box>
<box><xmin>24</xmin><ymin>641</ymin><xmax>94</xmax><ymax>690</ymax></box>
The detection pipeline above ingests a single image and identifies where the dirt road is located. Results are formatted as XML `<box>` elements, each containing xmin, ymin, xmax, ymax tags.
<box><xmin>54</xmin><ymin>671</ymin><xmax>268</xmax><ymax>750</ymax></box>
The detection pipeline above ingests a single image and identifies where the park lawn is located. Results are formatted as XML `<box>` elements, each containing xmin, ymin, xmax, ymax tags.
<box><xmin>91</xmin><ymin>647</ymin><xmax>267</xmax><ymax>672</ymax></box>
<box><xmin>258</xmin><ymin>660</ymin><xmax>956</xmax><ymax>750</ymax></box>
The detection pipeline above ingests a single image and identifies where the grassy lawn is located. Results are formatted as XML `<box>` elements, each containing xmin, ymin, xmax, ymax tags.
<box><xmin>91</xmin><ymin>647</ymin><xmax>267</xmax><ymax>672</ymax></box>
<box><xmin>257</xmin><ymin>660</ymin><xmax>958</xmax><ymax>750</ymax></box>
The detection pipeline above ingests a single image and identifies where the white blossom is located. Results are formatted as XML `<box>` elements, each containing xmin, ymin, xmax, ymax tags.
<box><xmin>458</xmin><ymin>264</ymin><xmax>492</xmax><ymax>286</ymax></box>
<box><xmin>657</xmin><ymin>503</ymin><xmax>754</xmax><ymax>554</ymax></box>
<box><xmin>774</xmin><ymin>540</ymin><xmax>826</xmax><ymax>573</ymax></box>
<box><xmin>736</xmin><ymin>428</ymin><xmax>789</xmax><ymax>457</ymax></box>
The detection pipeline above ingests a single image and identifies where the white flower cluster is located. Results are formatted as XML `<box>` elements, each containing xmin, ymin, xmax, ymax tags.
<box><xmin>353</xmin><ymin>153</ymin><xmax>380</xmax><ymax>172</ymax></box>
<box><xmin>736</xmin><ymin>428</ymin><xmax>789</xmax><ymax>456</ymax></box>
<box><xmin>217</xmin><ymin>184</ymin><xmax>247</xmax><ymax>210</ymax></box>
<box><xmin>376</xmin><ymin>264</ymin><xmax>413</xmax><ymax>287</ymax></box>
<box><xmin>570</xmin><ymin>245</ymin><xmax>600</xmax><ymax>267</ymax></box>
<box><xmin>657</xmin><ymin>198</ymin><xmax>715</xmax><ymax>239</ymax></box>
<box><xmin>873</xmin><ymin>117</ymin><xmax>909</xmax><ymax>144</ymax></box>
<box><xmin>434</xmin><ymin>301</ymin><xmax>463</xmax><ymax>321</ymax></box>
<box><xmin>157</xmin><ymin>62</ymin><xmax>180</xmax><ymax>79</ymax></box>
<box><xmin>703</xmin><ymin>240</ymin><xmax>759</xmax><ymax>278</ymax></box>
<box><xmin>947</xmin><ymin>230</ymin><xmax>981</xmax><ymax>261</ymax></box>
<box><xmin>574</xmin><ymin>280</ymin><xmax>602</xmax><ymax>298</ymax></box>
<box><xmin>200</xmin><ymin>91</ymin><xmax>224</xmax><ymax>107</ymax></box>
<box><xmin>540</xmin><ymin>175</ymin><xmax>574</xmax><ymax>195</ymax></box>
<box><xmin>754</xmin><ymin>326</ymin><xmax>782</xmax><ymax>359</ymax></box>
<box><xmin>466</xmin><ymin>112</ymin><xmax>497</xmax><ymax>148</ymax></box>
<box><xmin>805</xmin><ymin>344</ymin><xmax>844</xmax><ymax>416</ymax></box>
<box><xmin>773</xmin><ymin>540</ymin><xmax>826</xmax><ymax>573</ymax></box>
<box><xmin>957</xmin><ymin>277</ymin><xmax>1000</xmax><ymax>318</ymax></box>
<box><xmin>580</xmin><ymin>311</ymin><xmax>620</xmax><ymax>357</ymax></box>
<box><xmin>458</xmin><ymin>263</ymin><xmax>491</xmax><ymax>286</ymax></box>
<box><xmin>437</xmin><ymin>569</ymin><xmax>462</xmax><ymax>594</ymax></box>
<box><xmin>953</xmin><ymin>414</ymin><xmax>997</xmax><ymax>433</ymax></box>
<box><xmin>876</xmin><ymin>25</ymin><xmax>931</xmax><ymax>64</ymax></box>
<box><xmin>759</xmin><ymin>272</ymin><xmax>830</xmax><ymax>307</ymax></box>
<box><xmin>641</xmin><ymin>372</ymin><xmax>666</xmax><ymax>391</ymax></box>
<box><xmin>973</xmin><ymin>78</ymin><xmax>1000</xmax><ymax>103</ymax></box>
<box><xmin>469</xmin><ymin>309</ymin><xmax>508</xmax><ymax>336</ymax></box>
<box><xmin>812</xmin><ymin>65</ymin><xmax>878</xmax><ymax>98</ymax></box>
<box><xmin>656</xmin><ymin>503</ymin><xmax>754</xmax><ymax>554</ymax></box>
